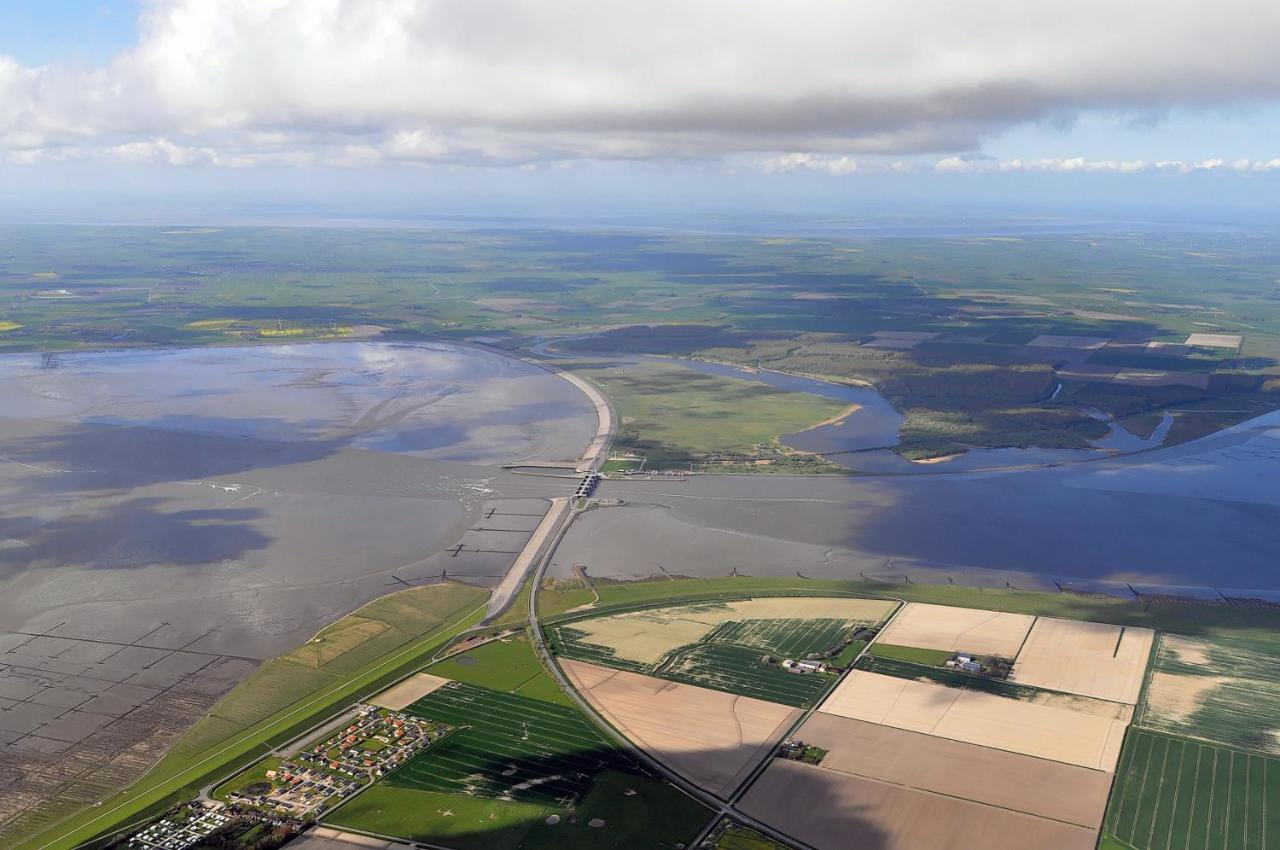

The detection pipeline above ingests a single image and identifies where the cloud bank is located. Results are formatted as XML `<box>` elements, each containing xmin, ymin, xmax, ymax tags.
<box><xmin>2</xmin><ymin>0</ymin><xmax>1279</xmax><ymax>169</ymax></box>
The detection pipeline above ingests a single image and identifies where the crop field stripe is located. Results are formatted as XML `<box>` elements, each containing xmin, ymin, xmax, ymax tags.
<box><xmin>1160</xmin><ymin>738</ymin><xmax>1197</xmax><ymax>850</ymax></box>
<box><xmin>1107</xmin><ymin>730</ymin><xmax>1279</xmax><ymax>850</ymax></box>
<box><xmin>1140</xmin><ymin>735</ymin><xmax>1171</xmax><ymax>849</ymax></box>
<box><xmin>1177</xmin><ymin>744</ymin><xmax>1203</xmax><ymax>850</ymax></box>
<box><xmin>1156</xmin><ymin>739</ymin><xmax>1186</xmax><ymax>848</ymax></box>
<box><xmin>391</xmin><ymin>682</ymin><xmax>636</xmax><ymax>806</ymax></box>
<box><xmin>658</xmin><ymin>643</ymin><xmax>829</xmax><ymax>707</ymax></box>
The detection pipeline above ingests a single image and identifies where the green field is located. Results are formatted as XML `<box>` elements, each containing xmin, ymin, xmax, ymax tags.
<box><xmin>330</xmin><ymin>770</ymin><xmax>712</xmax><ymax>850</ymax></box>
<box><xmin>209</xmin><ymin>757</ymin><xmax>283</xmax><ymax>802</ymax></box>
<box><xmin>657</xmin><ymin>643</ymin><xmax>833</xmax><ymax>708</ymax></box>
<box><xmin>866</xmin><ymin>643</ymin><xmax>955</xmax><ymax>666</ymax></box>
<box><xmin>549</xmin><ymin>601</ymin><xmax>872</xmax><ymax>707</ymax></box>
<box><xmin>705</xmin><ymin>617</ymin><xmax>857</xmax><ymax>658</ymax></box>
<box><xmin>829</xmin><ymin>639</ymin><xmax>868</xmax><ymax>667</ymax></box>
<box><xmin>1104</xmin><ymin>730</ymin><xmax>1278</xmax><ymax>850</ymax></box>
<box><xmin>1137</xmin><ymin>634</ymin><xmax>1280</xmax><ymax>755</ymax></box>
<box><xmin>327</xmin><ymin>682</ymin><xmax>712</xmax><ymax>849</ymax></box>
<box><xmin>572</xmin><ymin>358</ymin><xmax>847</xmax><ymax>471</ymax></box>
<box><xmin>427</xmin><ymin>633</ymin><xmax>573</xmax><ymax>707</ymax></box>
<box><xmin>328</xmin><ymin>786</ymin><xmax>546</xmax><ymax>850</ymax></box>
<box><xmin>852</xmin><ymin>654</ymin><xmax>1038</xmax><ymax>700</ymax></box>
<box><xmin>518</xmin><ymin>770</ymin><xmax>713</xmax><ymax>850</ymax></box>
<box><xmin>391</xmin><ymin>682</ymin><xmax>625</xmax><ymax>805</ymax></box>
<box><xmin>11</xmin><ymin>583</ymin><xmax>488</xmax><ymax>850</ymax></box>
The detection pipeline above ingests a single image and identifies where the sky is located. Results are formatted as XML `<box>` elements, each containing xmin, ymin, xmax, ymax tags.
<box><xmin>1</xmin><ymin>0</ymin><xmax>1279</xmax><ymax>224</ymax></box>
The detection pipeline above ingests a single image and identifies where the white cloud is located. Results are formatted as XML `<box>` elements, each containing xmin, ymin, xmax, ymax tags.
<box><xmin>1</xmin><ymin>0</ymin><xmax>1279</xmax><ymax>167</ymax></box>
<box><xmin>929</xmin><ymin>157</ymin><xmax>1280</xmax><ymax>174</ymax></box>
<box><xmin>757</xmin><ymin>153</ymin><xmax>859</xmax><ymax>175</ymax></box>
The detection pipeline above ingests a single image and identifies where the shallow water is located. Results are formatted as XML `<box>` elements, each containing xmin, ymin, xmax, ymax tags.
<box><xmin>0</xmin><ymin>341</ymin><xmax>594</xmax><ymax>465</ymax></box>
<box><xmin>555</xmin><ymin>410</ymin><xmax>1280</xmax><ymax>593</ymax></box>
<box><xmin>662</xmin><ymin>357</ymin><xmax>1129</xmax><ymax>472</ymax></box>
<box><xmin>0</xmin><ymin>342</ymin><xmax>593</xmax><ymax>657</ymax></box>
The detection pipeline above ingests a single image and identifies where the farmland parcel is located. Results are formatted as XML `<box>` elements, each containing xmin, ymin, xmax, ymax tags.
<box><xmin>1138</xmin><ymin>633</ymin><xmax>1280</xmax><ymax>755</ymax></box>
<box><xmin>871</xmin><ymin>602</ymin><xmax>1034</xmax><ymax>656</ymax></box>
<box><xmin>1105</xmin><ymin>729</ymin><xmax>1278</xmax><ymax>850</ymax></box>
<box><xmin>739</xmin><ymin>758</ymin><xmax>1099</xmax><ymax>850</ymax></box>
<box><xmin>819</xmin><ymin>670</ymin><xmax>1128</xmax><ymax>770</ymax></box>
<box><xmin>1012</xmin><ymin>617</ymin><xmax>1153</xmax><ymax>704</ymax></box>
<box><xmin>794</xmin><ymin>712</ymin><xmax>1113</xmax><ymax>828</ymax></box>
<box><xmin>561</xmin><ymin>659</ymin><xmax>800</xmax><ymax>799</ymax></box>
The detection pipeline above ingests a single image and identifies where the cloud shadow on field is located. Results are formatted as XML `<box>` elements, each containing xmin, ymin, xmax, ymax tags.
<box><xmin>330</xmin><ymin>740</ymin><xmax>891</xmax><ymax>850</ymax></box>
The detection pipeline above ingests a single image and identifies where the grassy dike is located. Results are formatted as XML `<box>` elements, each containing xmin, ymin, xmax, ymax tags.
<box><xmin>13</xmin><ymin>585</ymin><xmax>488</xmax><ymax>850</ymax></box>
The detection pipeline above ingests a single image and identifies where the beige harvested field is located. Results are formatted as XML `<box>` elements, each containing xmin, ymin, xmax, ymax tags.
<box><xmin>1144</xmin><ymin>672</ymin><xmax>1226</xmax><ymax>725</ymax></box>
<box><xmin>796</xmin><ymin>713</ymin><xmax>1112</xmax><ymax>828</ymax></box>
<box><xmin>561</xmin><ymin>659</ymin><xmax>800</xmax><ymax>798</ymax></box>
<box><xmin>739</xmin><ymin>759</ymin><xmax>1099</xmax><ymax>850</ymax></box>
<box><xmin>1012</xmin><ymin>618</ymin><xmax>1153</xmax><ymax>704</ymax></box>
<box><xmin>876</xmin><ymin>602</ymin><xmax>1033</xmax><ymax>657</ymax></box>
<box><xmin>1163</xmin><ymin>634</ymin><xmax>1211</xmax><ymax>664</ymax></box>
<box><xmin>1185</xmin><ymin>332</ymin><xmax>1243</xmax><ymax>348</ymax></box>
<box><xmin>1026</xmin><ymin>689</ymin><xmax>1134</xmax><ymax>721</ymax></box>
<box><xmin>368</xmin><ymin>672</ymin><xmax>450</xmax><ymax>710</ymax></box>
<box><xmin>567</xmin><ymin>596</ymin><xmax>895</xmax><ymax>665</ymax></box>
<box><xmin>819</xmin><ymin>671</ymin><xmax>1127</xmax><ymax>770</ymax></box>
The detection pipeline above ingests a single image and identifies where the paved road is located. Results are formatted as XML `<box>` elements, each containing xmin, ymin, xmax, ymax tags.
<box><xmin>483</xmin><ymin>496</ymin><xmax>570</xmax><ymax>620</ymax></box>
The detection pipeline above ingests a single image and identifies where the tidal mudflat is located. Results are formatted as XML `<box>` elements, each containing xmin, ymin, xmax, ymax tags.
<box><xmin>0</xmin><ymin>341</ymin><xmax>595</xmax><ymax>829</ymax></box>
<box><xmin>554</xmin><ymin>411</ymin><xmax>1280</xmax><ymax>594</ymax></box>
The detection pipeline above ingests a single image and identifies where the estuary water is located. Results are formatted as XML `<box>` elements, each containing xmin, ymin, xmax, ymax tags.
<box><xmin>0</xmin><ymin>341</ymin><xmax>593</xmax><ymax>657</ymax></box>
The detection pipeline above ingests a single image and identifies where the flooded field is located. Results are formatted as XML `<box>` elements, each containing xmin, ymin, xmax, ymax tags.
<box><xmin>554</xmin><ymin>411</ymin><xmax>1280</xmax><ymax>594</ymax></box>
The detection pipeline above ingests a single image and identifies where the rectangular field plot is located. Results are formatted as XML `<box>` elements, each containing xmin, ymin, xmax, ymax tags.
<box><xmin>705</xmin><ymin>617</ymin><xmax>858</xmax><ymax>659</ymax></box>
<box><xmin>820</xmin><ymin>670</ymin><xmax>1128</xmax><ymax>770</ymax></box>
<box><xmin>393</xmin><ymin>681</ymin><xmax>630</xmax><ymax>806</ymax></box>
<box><xmin>875</xmin><ymin>602</ymin><xmax>1034</xmax><ymax>657</ymax></box>
<box><xmin>562</xmin><ymin>659</ymin><xmax>800</xmax><ymax>799</ymax></box>
<box><xmin>369</xmin><ymin>672</ymin><xmax>450</xmax><ymax>710</ymax></box>
<box><xmin>549</xmin><ymin>597</ymin><xmax>894</xmax><ymax>670</ymax></box>
<box><xmin>1012</xmin><ymin>618</ymin><xmax>1153</xmax><ymax>704</ymax></box>
<box><xmin>1139</xmin><ymin>634</ymin><xmax>1280</xmax><ymax>755</ymax></box>
<box><xmin>658</xmin><ymin>643</ymin><xmax>834</xmax><ymax>708</ymax></box>
<box><xmin>549</xmin><ymin>596</ymin><xmax>892</xmax><ymax>705</ymax></box>
<box><xmin>797</xmin><ymin>713</ymin><xmax>1113</xmax><ymax>828</ymax></box>
<box><xmin>1105</xmin><ymin>730</ymin><xmax>1278</xmax><ymax>850</ymax></box>
<box><xmin>739</xmin><ymin>759</ymin><xmax>1098</xmax><ymax>850</ymax></box>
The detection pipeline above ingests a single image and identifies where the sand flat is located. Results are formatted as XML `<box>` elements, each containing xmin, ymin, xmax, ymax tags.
<box><xmin>820</xmin><ymin>671</ymin><xmax>1127</xmax><ymax>770</ymax></box>
<box><xmin>876</xmin><ymin>602</ymin><xmax>1034</xmax><ymax>657</ymax></box>
<box><xmin>739</xmin><ymin>759</ymin><xmax>1099</xmax><ymax>850</ymax></box>
<box><xmin>1012</xmin><ymin>618</ymin><xmax>1154</xmax><ymax>704</ymax></box>
<box><xmin>561</xmin><ymin>659</ymin><xmax>799</xmax><ymax>799</ymax></box>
